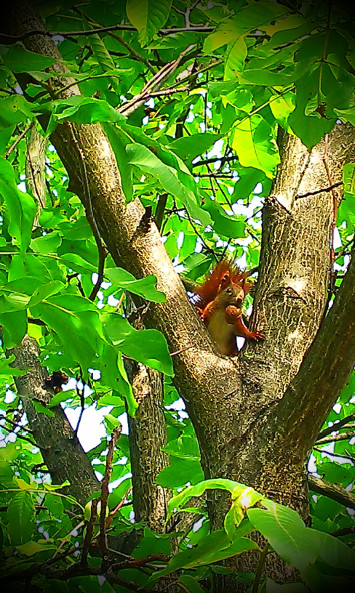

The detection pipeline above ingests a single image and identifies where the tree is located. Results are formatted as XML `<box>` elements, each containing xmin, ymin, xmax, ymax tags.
<box><xmin>0</xmin><ymin>1</ymin><xmax>354</xmax><ymax>592</ymax></box>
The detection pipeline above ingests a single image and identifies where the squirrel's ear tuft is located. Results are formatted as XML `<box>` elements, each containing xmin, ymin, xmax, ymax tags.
<box><xmin>220</xmin><ymin>271</ymin><xmax>231</xmax><ymax>288</ymax></box>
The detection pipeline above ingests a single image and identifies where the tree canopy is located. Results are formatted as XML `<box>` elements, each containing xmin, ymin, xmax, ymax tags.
<box><xmin>0</xmin><ymin>1</ymin><xmax>354</xmax><ymax>592</ymax></box>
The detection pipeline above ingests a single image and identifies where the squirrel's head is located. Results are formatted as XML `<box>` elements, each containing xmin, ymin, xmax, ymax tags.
<box><xmin>218</xmin><ymin>273</ymin><xmax>245</xmax><ymax>307</ymax></box>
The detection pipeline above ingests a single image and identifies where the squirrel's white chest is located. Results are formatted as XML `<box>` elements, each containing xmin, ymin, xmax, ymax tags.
<box><xmin>207</xmin><ymin>309</ymin><xmax>235</xmax><ymax>354</ymax></box>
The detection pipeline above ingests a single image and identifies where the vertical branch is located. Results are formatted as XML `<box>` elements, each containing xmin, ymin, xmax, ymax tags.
<box><xmin>126</xmin><ymin>363</ymin><xmax>171</xmax><ymax>533</ymax></box>
<box><xmin>99</xmin><ymin>426</ymin><xmax>122</xmax><ymax>560</ymax></box>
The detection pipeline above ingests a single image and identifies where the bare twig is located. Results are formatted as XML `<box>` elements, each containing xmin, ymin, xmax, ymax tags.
<box><xmin>0</xmin><ymin>423</ymin><xmax>37</xmax><ymax>447</ymax></box>
<box><xmin>99</xmin><ymin>426</ymin><xmax>122</xmax><ymax>557</ymax></box>
<box><xmin>118</xmin><ymin>45</ymin><xmax>196</xmax><ymax>117</ymax></box>
<box><xmin>318</xmin><ymin>413</ymin><xmax>355</xmax><ymax>438</ymax></box>
<box><xmin>192</xmin><ymin>155</ymin><xmax>239</xmax><ymax>168</ymax></box>
<box><xmin>0</xmin><ymin>25</ymin><xmax>215</xmax><ymax>43</ymax></box>
<box><xmin>73</xmin><ymin>375</ymin><xmax>86</xmax><ymax>440</ymax></box>
<box><xmin>313</xmin><ymin>447</ymin><xmax>355</xmax><ymax>463</ymax></box>
<box><xmin>155</xmin><ymin>193</ymin><xmax>168</xmax><ymax>231</ymax></box>
<box><xmin>105</xmin><ymin>486</ymin><xmax>133</xmax><ymax>529</ymax></box>
<box><xmin>316</xmin><ymin>431</ymin><xmax>355</xmax><ymax>445</ymax></box>
<box><xmin>80</xmin><ymin>498</ymin><xmax>98</xmax><ymax>566</ymax></box>
<box><xmin>251</xmin><ymin>542</ymin><xmax>269</xmax><ymax>593</ymax></box>
<box><xmin>331</xmin><ymin>526</ymin><xmax>355</xmax><ymax>538</ymax></box>
<box><xmin>5</xmin><ymin>123</ymin><xmax>33</xmax><ymax>159</ymax></box>
<box><xmin>308</xmin><ymin>474</ymin><xmax>355</xmax><ymax>510</ymax></box>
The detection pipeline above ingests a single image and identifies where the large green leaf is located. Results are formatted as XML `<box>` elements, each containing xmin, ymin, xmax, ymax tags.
<box><xmin>230</xmin><ymin>115</ymin><xmax>280</xmax><ymax>178</ymax></box>
<box><xmin>30</xmin><ymin>294</ymin><xmax>102</xmax><ymax>369</ymax></box>
<box><xmin>169</xmin><ymin>133</ymin><xmax>220</xmax><ymax>162</ymax></box>
<box><xmin>248</xmin><ymin>501</ymin><xmax>317</xmax><ymax>570</ymax></box>
<box><xmin>98</xmin><ymin>341</ymin><xmax>137</xmax><ymax>416</ymax></box>
<box><xmin>224</xmin><ymin>36</ymin><xmax>247</xmax><ymax>80</ymax></box>
<box><xmin>203</xmin><ymin>2</ymin><xmax>289</xmax><ymax>53</ymax></box>
<box><xmin>7</xmin><ymin>491</ymin><xmax>35</xmax><ymax>546</ymax></box>
<box><xmin>30</xmin><ymin>231</ymin><xmax>62</xmax><ymax>254</ymax></box>
<box><xmin>0</xmin><ymin>353</ymin><xmax>26</xmax><ymax>377</ymax></box>
<box><xmin>0</xmin><ymin>310</ymin><xmax>27</xmax><ymax>348</ymax></box>
<box><xmin>0</xmin><ymin>95</ymin><xmax>34</xmax><ymax>127</ymax></box>
<box><xmin>162</xmin><ymin>435</ymin><xmax>200</xmax><ymax>461</ymax></box>
<box><xmin>106</xmin><ymin>267</ymin><xmax>166</xmax><ymax>302</ymax></box>
<box><xmin>1</xmin><ymin>44</ymin><xmax>56</xmax><ymax>72</ymax></box>
<box><xmin>126</xmin><ymin>142</ymin><xmax>211</xmax><ymax>225</ymax></box>
<box><xmin>126</xmin><ymin>0</ymin><xmax>172</xmax><ymax>45</ymax></box>
<box><xmin>0</xmin><ymin>158</ymin><xmax>36</xmax><ymax>251</ymax></box>
<box><xmin>42</xmin><ymin>96</ymin><xmax>126</xmax><ymax>134</ymax></box>
<box><xmin>156</xmin><ymin>456</ymin><xmax>203</xmax><ymax>488</ymax></box>
<box><xmin>103</xmin><ymin>123</ymin><xmax>133</xmax><ymax>202</ymax></box>
<box><xmin>103</xmin><ymin>313</ymin><xmax>173</xmax><ymax>376</ymax></box>
<box><xmin>167</xmin><ymin>478</ymin><xmax>246</xmax><ymax>518</ymax></box>
<box><xmin>151</xmin><ymin>529</ymin><xmax>259</xmax><ymax>578</ymax></box>
<box><xmin>203</xmin><ymin>199</ymin><xmax>245</xmax><ymax>239</ymax></box>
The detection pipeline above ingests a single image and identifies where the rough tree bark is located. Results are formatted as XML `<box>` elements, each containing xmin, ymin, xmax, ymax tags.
<box><xmin>4</xmin><ymin>1</ymin><xmax>355</xmax><ymax>589</ymax></box>
<box><xmin>126</xmin><ymin>363</ymin><xmax>170</xmax><ymax>533</ymax></box>
<box><xmin>11</xmin><ymin>336</ymin><xmax>100</xmax><ymax>505</ymax></box>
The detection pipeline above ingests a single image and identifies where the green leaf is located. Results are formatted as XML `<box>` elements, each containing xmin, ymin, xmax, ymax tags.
<box><xmin>42</xmin><ymin>481</ymin><xmax>71</xmax><ymax>492</ymax></box>
<box><xmin>1</xmin><ymin>44</ymin><xmax>56</xmax><ymax>72</ymax></box>
<box><xmin>103</xmin><ymin>123</ymin><xmax>133</xmax><ymax>202</ymax></box>
<box><xmin>27</xmin><ymin>280</ymin><xmax>65</xmax><ymax>308</ymax></box>
<box><xmin>0</xmin><ymin>354</ymin><xmax>26</xmax><ymax>377</ymax></box>
<box><xmin>103</xmin><ymin>313</ymin><xmax>173</xmax><ymax>376</ymax></box>
<box><xmin>126</xmin><ymin>0</ymin><xmax>173</xmax><ymax>45</ymax></box>
<box><xmin>288</xmin><ymin>68</ymin><xmax>336</xmax><ymax>150</ymax></box>
<box><xmin>162</xmin><ymin>435</ymin><xmax>200</xmax><ymax>461</ymax></box>
<box><xmin>247</xmin><ymin>501</ymin><xmax>316</xmax><ymax>570</ymax></box>
<box><xmin>0</xmin><ymin>459</ymin><xmax>15</xmax><ymax>486</ymax></box>
<box><xmin>167</xmin><ymin>478</ymin><xmax>244</xmax><ymax>518</ymax></box>
<box><xmin>178</xmin><ymin>575</ymin><xmax>208</xmax><ymax>593</ymax></box>
<box><xmin>203</xmin><ymin>2</ymin><xmax>289</xmax><ymax>53</ymax></box>
<box><xmin>7</xmin><ymin>491</ymin><xmax>35</xmax><ymax>545</ymax></box>
<box><xmin>0</xmin><ymin>95</ymin><xmax>34</xmax><ymax>127</ymax></box>
<box><xmin>265</xmin><ymin>580</ymin><xmax>309</xmax><ymax>593</ymax></box>
<box><xmin>343</xmin><ymin>162</ymin><xmax>355</xmax><ymax>196</ymax></box>
<box><xmin>156</xmin><ymin>457</ymin><xmax>203</xmax><ymax>488</ymax></box>
<box><xmin>42</xmin><ymin>96</ymin><xmax>126</xmax><ymax>134</ymax></box>
<box><xmin>224</xmin><ymin>487</ymin><xmax>264</xmax><ymax>539</ymax></box>
<box><xmin>16</xmin><ymin>540</ymin><xmax>57</xmax><ymax>556</ymax></box>
<box><xmin>0</xmin><ymin>157</ymin><xmax>36</xmax><ymax>251</ymax></box>
<box><xmin>31</xmin><ymin>294</ymin><xmax>101</xmax><ymax>369</ymax></box>
<box><xmin>224</xmin><ymin>36</ymin><xmax>247</xmax><ymax>80</ymax></box>
<box><xmin>269</xmin><ymin>92</ymin><xmax>295</xmax><ymax>131</ymax></box>
<box><xmin>99</xmin><ymin>342</ymin><xmax>137</xmax><ymax>414</ymax></box>
<box><xmin>105</xmin><ymin>267</ymin><xmax>166</xmax><ymax>302</ymax></box>
<box><xmin>203</xmin><ymin>200</ymin><xmax>245</xmax><ymax>239</ymax></box>
<box><xmin>334</xmin><ymin>106</ymin><xmax>355</xmax><ymax>125</ymax></box>
<box><xmin>151</xmin><ymin>529</ymin><xmax>259</xmax><ymax>578</ymax></box>
<box><xmin>59</xmin><ymin>253</ymin><xmax>98</xmax><ymax>275</ymax></box>
<box><xmin>169</xmin><ymin>133</ymin><xmax>220</xmax><ymax>162</ymax></box>
<box><xmin>31</xmin><ymin>231</ymin><xmax>62</xmax><ymax>254</ymax></box>
<box><xmin>230</xmin><ymin>115</ymin><xmax>280</xmax><ymax>178</ymax></box>
<box><xmin>0</xmin><ymin>310</ymin><xmax>27</xmax><ymax>348</ymax></box>
<box><xmin>33</xmin><ymin>400</ymin><xmax>55</xmax><ymax>417</ymax></box>
<box><xmin>126</xmin><ymin>142</ymin><xmax>211</xmax><ymax>226</ymax></box>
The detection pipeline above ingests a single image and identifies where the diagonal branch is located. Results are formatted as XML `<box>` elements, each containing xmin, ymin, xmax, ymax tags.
<box><xmin>308</xmin><ymin>474</ymin><xmax>355</xmax><ymax>510</ymax></box>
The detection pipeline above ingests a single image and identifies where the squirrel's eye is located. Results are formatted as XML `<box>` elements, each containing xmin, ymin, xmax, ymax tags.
<box><xmin>225</xmin><ymin>288</ymin><xmax>232</xmax><ymax>294</ymax></box>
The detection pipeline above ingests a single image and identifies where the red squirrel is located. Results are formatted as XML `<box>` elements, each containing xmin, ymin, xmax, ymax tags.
<box><xmin>194</xmin><ymin>260</ymin><xmax>265</xmax><ymax>356</ymax></box>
